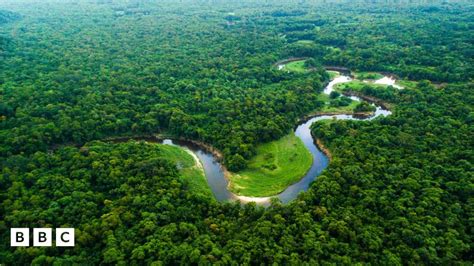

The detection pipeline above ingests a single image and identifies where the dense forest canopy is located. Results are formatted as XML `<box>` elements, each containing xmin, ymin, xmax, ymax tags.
<box><xmin>0</xmin><ymin>0</ymin><xmax>473</xmax><ymax>264</ymax></box>
<box><xmin>0</xmin><ymin>9</ymin><xmax>19</xmax><ymax>24</ymax></box>
<box><xmin>0</xmin><ymin>10</ymin><xmax>19</xmax><ymax>71</ymax></box>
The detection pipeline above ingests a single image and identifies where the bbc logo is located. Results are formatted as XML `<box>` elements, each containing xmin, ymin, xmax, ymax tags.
<box><xmin>11</xmin><ymin>228</ymin><xmax>75</xmax><ymax>247</ymax></box>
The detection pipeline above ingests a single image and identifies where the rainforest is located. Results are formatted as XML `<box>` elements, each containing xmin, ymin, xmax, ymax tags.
<box><xmin>0</xmin><ymin>0</ymin><xmax>473</xmax><ymax>264</ymax></box>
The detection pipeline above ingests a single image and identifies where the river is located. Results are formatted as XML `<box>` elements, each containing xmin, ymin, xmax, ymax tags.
<box><xmin>158</xmin><ymin>70</ymin><xmax>392</xmax><ymax>206</ymax></box>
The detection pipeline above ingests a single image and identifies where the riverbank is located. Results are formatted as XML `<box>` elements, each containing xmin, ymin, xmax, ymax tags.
<box><xmin>227</xmin><ymin>65</ymin><xmax>394</xmax><ymax>202</ymax></box>
<box><xmin>315</xmin><ymin>138</ymin><xmax>332</xmax><ymax>161</ymax></box>
<box><xmin>84</xmin><ymin>138</ymin><xmax>213</xmax><ymax>197</ymax></box>
<box><xmin>296</xmin><ymin>110</ymin><xmax>374</xmax><ymax>128</ymax></box>
<box><xmin>50</xmin><ymin>66</ymin><xmax>394</xmax><ymax>205</ymax></box>
<box><xmin>159</xmin><ymin>144</ymin><xmax>211</xmax><ymax>196</ymax></box>
<box><xmin>104</xmin><ymin>133</ymin><xmax>226</xmax><ymax>162</ymax></box>
<box><xmin>274</xmin><ymin>57</ymin><xmax>353</xmax><ymax>76</ymax></box>
<box><xmin>342</xmin><ymin>91</ymin><xmax>392</xmax><ymax>110</ymax></box>
<box><xmin>273</xmin><ymin>57</ymin><xmax>308</xmax><ymax>67</ymax></box>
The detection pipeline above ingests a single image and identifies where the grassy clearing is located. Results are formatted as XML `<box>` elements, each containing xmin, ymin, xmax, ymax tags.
<box><xmin>323</xmin><ymin>100</ymin><xmax>359</xmax><ymax>112</ymax></box>
<box><xmin>397</xmin><ymin>79</ymin><xmax>417</xmax><ymax>89</ymax></box>
<box><xmin>296</xmin><ymin>40</ymin><xmax>314</xmax><ymax>45</ymax></box>
<box><xmin>346</xmin><ymin>74</ymin><xmax>416</xmax><ymax>90</ymax></box>
<box><xmin>354</xmin><ymin>71</ymin><xmax>384</xmax><ymax>80</ymax></box>
<box><xmin>229</xmin><ymin>133</ymin><xmax>312</xmax><ymax>197</ymax></box>
<box><xmin>158</xmin><ymin>144</ymin><xmax>212</xmax><ymax>197</ymax></box>
<box><xmin>327</xmin><ymin>70</ymin><xmax>340</xmax><ymax>79</ymax></box>
<box><xmin>282</xmin><ymin>60</ymin><xmax>307</xmax><ymax>73</ymax></box>
<box><xmin>334</xmin><ymin>80</ymin><xmax>387</xmax><ymax>92</ymax></box>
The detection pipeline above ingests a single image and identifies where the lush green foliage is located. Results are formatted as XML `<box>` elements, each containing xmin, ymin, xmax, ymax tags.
<box><xmin>354</xmin><ymin>72</ymin><xmax>384</xmax><ymax>80</ymax></box>
<box><xmin>327</xmin><ymin>70</ymin><xmax>339</xmax><ymax>79</ymax></box>
<box><xmin>0</xmin><ymin>2</ymin><xmax>329</xmax><ymax>171</ymax></box>
<box><xmin>281</xmin><ymin>60</ymin><xmax>308</xmax><ymax>73</ymax></box>
<box><xmin>284</xmin><ymin>2</ymin><xmax>473</xmax><ymax>82</ymax></box>
<box><xmin>0</xmin><ymin>10</ymin><xmax>19</xmax><ymax>78</ymax></box>
<box><xmin>155</xmin><ymin>143</ymin><xmax>212</xmax><ymax>197</ymax></box>
<box><xmin>1</xmin><ymin>141</ymin><xmax>216</xmax><ymax>264</ymax></box>
<box><xmin>0</xmin><ymin>0</ymin><xmax>472</xmax><ymax>264</ymax></box>
<box><xmin>0</xmin><ymin>9</ymin><xmax>19</xmax><ymax>24</ymax></box>
<box><xmin>229</xmin><ymin>132</ymin><xmax>312</xmax><ymax>197</ymax></box>
<box><xmin>336</xmin><ymin>80</ymin><xmax>386</xmax><ymax>91</ymax></box>
<box><xmin>338</xmin><ymin>82</ymin><xmax>401</xmax><ymax>103</ymax></box>
<box><xmin>329</xmin><ymin>91</ymin><xmax>341</xmax><ymax>99</ymax></box>
<box><xmin>310</xmin><ymin>82</ymin><xmax>473</xmax><ymax>264</ymax></box>
<box><xmin>353</xmin><ymin>101</ymin><xmax>376</xmax><ymax>113</ymax></box>
<box><xmin>318</xmin><ymin>93</ymin><xmax>359</xmax><ymax>113</ymax></box>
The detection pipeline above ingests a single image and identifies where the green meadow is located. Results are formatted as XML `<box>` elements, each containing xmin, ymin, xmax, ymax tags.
<box><xmin>229</xmin><ymin>133</ymin><xmax>312</xmax><ymax>197</ymax></box>
<box><xmin>397</xmin><ymin>79</ymin><xmax>418</xmax><ymax>88</ymax></box>
<box><xmin>354</xmin><ymin>71</ymin><xmax>384</xmax><ymax>80</ymax></box>
<box><xmin>334</xmin><ymin>80</ymin><xmax>388</xmax><ymax>92</ymax></box>
<box><xmin>158</xmin><ymin>144</ymin><xmax>212</xmax><ymax>197</ymax></box>
<box><xmin>327</xmin><ymin>70</ymin><xmax>340</xmax><ymax>79</ymax></box>
<box><xmin>281</xmin><ymin>60</ymin><xmax>307</xmax><ymax>73</ymax></box>
<box><xmin>295</xmin><ymin>40</ymin><xmax>314</xmax><ymax>45</ymax></box>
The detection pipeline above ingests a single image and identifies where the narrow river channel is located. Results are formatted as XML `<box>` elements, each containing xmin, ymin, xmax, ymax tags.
<box><xmin>163</xmin><ymin>72</ymin><xmax>392</xmax><ymax>205</ymax></box>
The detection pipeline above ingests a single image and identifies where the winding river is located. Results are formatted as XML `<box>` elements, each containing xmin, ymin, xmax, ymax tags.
<box><xmin>158</xmin><ymin>70</ymin><xmax>394</xmax><ymax>206</ymax></box>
